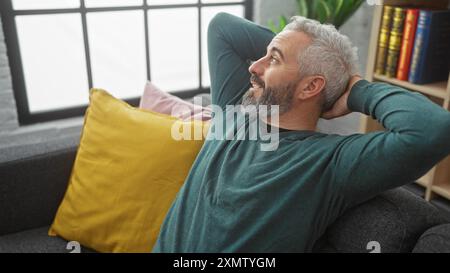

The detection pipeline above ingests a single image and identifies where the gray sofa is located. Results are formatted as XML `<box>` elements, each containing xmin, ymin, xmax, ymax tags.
<box><xmin>1</xmin><ymin>137</ymin><xmax>450</xmax><ymax>253</ymax></box>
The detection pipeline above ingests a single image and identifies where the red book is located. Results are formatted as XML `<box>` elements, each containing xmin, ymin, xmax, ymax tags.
<box><xmin>396</xmin><ymin>8</ymin><xmax>420</xmax><ymax>81</ymax></box>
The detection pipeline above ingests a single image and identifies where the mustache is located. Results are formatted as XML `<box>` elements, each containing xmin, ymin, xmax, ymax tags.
<box><xmin>250</xmin><ymin>74</ymin><xmax>265</xmax><ymax>88</ymax></box>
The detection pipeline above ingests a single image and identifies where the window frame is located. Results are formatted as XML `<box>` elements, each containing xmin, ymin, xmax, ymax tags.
<box><xmin>0</xmin><ymin>0</ymin><xmax>253</xmax><ymax>125</ymax></box>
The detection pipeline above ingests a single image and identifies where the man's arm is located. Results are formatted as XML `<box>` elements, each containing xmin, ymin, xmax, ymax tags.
<box><xmin>207</xmin><ymin>13</ymin><xmax>274</xmax><ymax>108</ymax></box>
<box><xmin>330</xmin><ymin>79</ymin><xmax>450</xmax><ymax>207</ymax></box>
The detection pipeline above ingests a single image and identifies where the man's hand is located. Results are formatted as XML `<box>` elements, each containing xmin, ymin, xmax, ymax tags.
<box><xmin>321</xmin><ymin>75</ymin><xmax>363</xmax><ymax>120</ymax></box>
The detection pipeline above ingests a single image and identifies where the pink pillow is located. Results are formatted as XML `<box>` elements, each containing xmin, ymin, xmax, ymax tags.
<box><xmin>139</xmin><ymin>82</ymin><xmax>212</xmax><ymax>121</ymax></box>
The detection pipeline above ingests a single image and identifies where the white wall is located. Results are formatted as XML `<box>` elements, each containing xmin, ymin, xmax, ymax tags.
<box><xmin>253</xmin><ymin>0</ymin><xmax>298</xmax><ymax>25</ymax></box>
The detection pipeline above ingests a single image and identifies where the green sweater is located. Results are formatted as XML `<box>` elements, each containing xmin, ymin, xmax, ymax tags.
<box><xmin>152</xmin><ymin>13</ymin><xmax>450</xmax><ymax>253</ymax></box>
<box><xmin>152</xmin><ymin>80</ymin><xmax>450</xmax><ymax>252</ymax></box>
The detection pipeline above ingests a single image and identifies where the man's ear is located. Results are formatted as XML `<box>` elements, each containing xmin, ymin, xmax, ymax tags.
<box><xmin>297</xmin><ymin>76</ymin><xmax>326</xmax><ymax>100</ymax></box>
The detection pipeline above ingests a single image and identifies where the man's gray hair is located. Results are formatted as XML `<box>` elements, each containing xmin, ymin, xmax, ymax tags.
<box><xmin>284</xmin><ymin>16</ymin><xmax>359</xmax><ymax>111</ymax></box>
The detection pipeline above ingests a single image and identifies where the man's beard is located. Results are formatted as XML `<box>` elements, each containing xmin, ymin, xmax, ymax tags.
<box><xmin>242</xmin><ymin>74</ymin><xmax>298</xmax><ymax>115</ymax></box>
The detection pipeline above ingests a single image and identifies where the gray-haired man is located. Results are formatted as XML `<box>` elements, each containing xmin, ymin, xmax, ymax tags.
<box><xmin>153</xmin><ymin>13</ymin><xmax>450</xmax><ymax>252</ymax></box>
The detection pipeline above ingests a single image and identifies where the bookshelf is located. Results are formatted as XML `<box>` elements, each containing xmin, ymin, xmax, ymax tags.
<box><xmin>363</xmin><ymin>0</ymin><xmax>450</xmax><ymax>202</ymax></box>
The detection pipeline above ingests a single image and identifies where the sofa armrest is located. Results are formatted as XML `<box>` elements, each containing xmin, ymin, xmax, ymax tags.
<box><xmin>314</xmin><ymin>187</ymin><xmax>448</xmax><ymax>253</ymax></box>
<box><xmin>413</xmin><ymin>224</ymin><xmax>450</xmax><ymax>253</ymax></box>
<box><xmin>0</xmin><ymin>146</ymin><xmax>77</xmax><ymax>236</ymax></box>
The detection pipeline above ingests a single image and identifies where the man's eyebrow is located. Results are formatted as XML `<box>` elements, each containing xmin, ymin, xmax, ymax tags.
<box><xmin>267</xmin><ymin>46</ymin><xmax>285</xmax><ymax>61</ymax></box>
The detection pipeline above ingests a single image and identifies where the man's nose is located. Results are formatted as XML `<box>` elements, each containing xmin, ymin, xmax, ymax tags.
<box><xmin>248</xmin><ymin>58</ymin><xmax>265</xmax><ymax>76</ymax></box>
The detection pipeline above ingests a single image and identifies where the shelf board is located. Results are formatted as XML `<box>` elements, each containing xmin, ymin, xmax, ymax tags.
<box><xmin>432</xmin><ymin>184</ymin><xmax>450</xmax><ymax>200</ymax></box>
<box><xmin>417</xmin><ymin>169</ymin><xmax>435</xmax><ymax>187</ymax></box>
<box><xmin>415</xmin><ymin>179</ymin><xmax>428</xmax><ymax>188</ymax></box>
<box><xmin>373</xmin><ymin>74</ymin><xmax>448</xmax><ymax>99</ymax></box>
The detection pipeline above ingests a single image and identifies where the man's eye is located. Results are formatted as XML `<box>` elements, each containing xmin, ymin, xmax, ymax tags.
<box><xmin>270</xmin><ymin>56</ymin><xmax>278</xmax><ymax>64</ymax></box>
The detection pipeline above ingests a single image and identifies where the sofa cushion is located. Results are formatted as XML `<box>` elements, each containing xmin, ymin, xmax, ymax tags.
<box><xmin>139</xmin><ymin>82</ymin><xmax>212</xmax><ymax>121</ymax></box>
<box><xmin>0</xmin><ymin>226</ymin><xmax>95</xmax><ymax>253</ymax></box>
<box><xmin>413</xmin><ymin>224</ymin><xmax>450</xmax><ymax>253</ymax></box>
<box><xmin>318</xmin><ymin>187</ymin><xmax>446</xmax><ymax>253</ymax></box>
<box><xmin>49</xmin><ymin>89</ymin><xmax>209</xmax><ymax>253</ymax></box>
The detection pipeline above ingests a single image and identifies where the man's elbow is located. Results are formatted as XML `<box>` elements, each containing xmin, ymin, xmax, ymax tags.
<box><xmin>423</xmin><ymin>112</ymin><xmax>450</xmax><ymax>155</ymax></box>
<box><xmin>207</xmin><ymin>12</ymin><xmax>232</xmax><ymax>39</ymax></box>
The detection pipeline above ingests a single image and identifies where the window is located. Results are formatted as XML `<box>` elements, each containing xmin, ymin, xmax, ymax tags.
<box><xmin>0</xmin><ymin>0</ymin><xmax>252</xmax><ymax>124</ymax></box>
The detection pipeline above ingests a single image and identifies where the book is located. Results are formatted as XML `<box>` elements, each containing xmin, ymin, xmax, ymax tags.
<box><xmin>385</xmin><ymin>7</ymin><xmax>407</xmax><ymax>78</ymax></box>
<box><xmin>375</xmin><ymin>6</ymin><xmax>394</xmax><ymax>75</ymax></box>
<box><xmin>396</xmin><ymin>9</ymin><xmax>420</xmax><ymax>81</ymax></box>
<box><xmin>409</xmin><ymin>9</ymin><xmax>450</xmax><ymax>84</ymax></box>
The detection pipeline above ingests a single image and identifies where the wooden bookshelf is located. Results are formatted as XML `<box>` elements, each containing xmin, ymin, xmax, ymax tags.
<box><xmin>373</xmin><ymin>74</ymin><xmax>448</xmax><ymax>99</ymax></box>
<box><xmin>363</xmin><ymin>0</ymin><xmax>450</xmax><ymax>202</ymax></box>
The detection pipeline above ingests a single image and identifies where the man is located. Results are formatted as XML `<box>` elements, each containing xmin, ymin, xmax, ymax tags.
<box><xmin>152</xmin><ymin>13</ymin><xmax>450</xmax><ymax>252</ymax></box>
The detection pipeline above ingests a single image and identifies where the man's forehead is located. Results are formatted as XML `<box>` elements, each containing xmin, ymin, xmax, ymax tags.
<box><xmin>268</xmin><ymin>30</ymin><xmax>311</xmax><ymax>57</ymax></box>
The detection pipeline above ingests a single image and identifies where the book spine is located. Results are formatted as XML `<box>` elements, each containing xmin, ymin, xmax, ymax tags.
<box><xmin>416</xmin><ymin>11</ymin><xmax>450</xmax><ymax>84</ymax></box>
<box><xmin>396</xmin><ymin>9</ymin><xmax>419</xmax><ymax>81</ymax></box>
<box><xmin>409</xmin><ymin>11</ymin><xmax>432</xmax><ymax>83</ymax></box>
<box><xmin>385</xmin><ymin>7</ymin><xmax>407</xmax><ymax>78</ymax></box>
<box><xmin>374</xmin><ymin>6</ymin><xmax>394</xmax><ymax>75</ymax></box>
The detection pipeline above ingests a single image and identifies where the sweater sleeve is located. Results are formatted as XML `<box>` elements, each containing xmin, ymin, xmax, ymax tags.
<box><xmin>207</xmin><ymin>13</ymin><xmax>275</xmax><ymax>108</ymax></box>
<box><xmin>334</xmin><ymin>80</ymin><xmax>450</xmax><ymax>207</ymax></box>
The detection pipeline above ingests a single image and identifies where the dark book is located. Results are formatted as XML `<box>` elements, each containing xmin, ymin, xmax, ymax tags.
<box><xmin>409</xmin><ymin>9</ymin><xmax>450</xmax><ymax>84</ymax></box>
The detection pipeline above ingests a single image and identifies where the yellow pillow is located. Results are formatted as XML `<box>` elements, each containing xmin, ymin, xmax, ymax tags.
<box><xmin>49</xmin><ymin>89</ymin><xmax>208</xmax><ymax>253</ymax></box>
